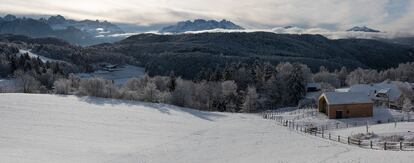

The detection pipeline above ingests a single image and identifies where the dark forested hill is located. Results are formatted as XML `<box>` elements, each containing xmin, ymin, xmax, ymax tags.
<box><xmin>92</xmin><ymin>32</ymin><xmax>414</xmax><ymax>78</ymax></box>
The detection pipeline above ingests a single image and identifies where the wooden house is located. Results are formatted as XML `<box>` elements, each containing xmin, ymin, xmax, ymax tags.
<box><xmin>318</xmin><ymin>92</ymin><xmax>373</xmax><ymax>119</ymax></box>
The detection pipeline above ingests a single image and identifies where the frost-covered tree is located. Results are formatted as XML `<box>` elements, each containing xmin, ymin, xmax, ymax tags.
<box><xmin>262</xmin><ymin>74</ymin><xmax>283</xmax><ymax>108</ymax></box>
<box><xmin>142</xmin><ymin>82</ymin><xmax>160</xmax><ymax>103</ymax></box>
<box><xmin>242</xmin><ymin>86</ymin><xmax>258</xmax><ymax>113</ymax></box>
<box><xmin>313</xmin><ymin>72</ymin><xmax>340</xmax><ymax>88</ymax></box>
<box><xmin>79</xmin><ymin>77</ymin><xmax>119</xmax><ymax>98</ymax></box>
<box><xmin>221</xmin><ymin>80</ymin><xmax>239</xmax><ymax>112</ymax></box>
<box><xmin>53</xmin><ymin>78</ymin><xmax>72</xmax><ymax>94</ymax></box>
<box><xmin>286</xmin><ymin>64</ymin><xmax>306</xmax><ymax>105</ymax></box>
<box><xmin>171</xmin><ymin>78</ymin><xmax>194</xmax><ymax>107</ymax></box>
<box><xmin>337</xmin><ymin>67</ymin><xmax>348</xmax><ymax>87</ymax></box>
<box><xmin>167</xmin><ymin>71</ymin><xmax>177</xmax><ymax>92</ymax></box>
<box><xmin>403</xmin><ymin>98</ymin><xmax>413</xmax><ymax>121</ymax></box>
<box><xmin>14</xmin><ymin>70</ymin><xmax>41</xmax><ymax>93</ymax></box>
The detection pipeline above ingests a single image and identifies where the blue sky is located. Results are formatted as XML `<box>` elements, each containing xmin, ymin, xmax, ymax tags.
<box><xmin>0</xmin><ymin>0</ymin><xmax>413</xmax><ymax>32</ymax></box>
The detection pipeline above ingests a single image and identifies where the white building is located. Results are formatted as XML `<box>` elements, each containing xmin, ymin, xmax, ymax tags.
<box><xmin>346</xmin><ymin>80</ymin><xmax>411</xmax><ymax>109</ymax></box>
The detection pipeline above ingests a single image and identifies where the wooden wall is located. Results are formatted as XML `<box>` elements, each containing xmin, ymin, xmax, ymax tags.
<box><xmin>327</xmin><ymin>103</ymin><xmax>373</xmax><ymax>119</ymax></box>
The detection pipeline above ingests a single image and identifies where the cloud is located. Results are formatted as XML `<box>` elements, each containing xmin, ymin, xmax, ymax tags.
<box><xmin>0</xmin><ymin>0</ymin><xmax>413</xmax><ymax>32</ymax></box>
<box><xmin>106</xmin><ymin>26</ymin><xmax>413</xmax><ymax>41</ymax></box>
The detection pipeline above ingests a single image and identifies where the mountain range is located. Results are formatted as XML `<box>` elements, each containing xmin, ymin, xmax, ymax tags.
<box><xmin>0</xmin><ymin>14</ymin><xmax>124</xmax><ymax>45</ymax></box>
<box><xmin>346</xmin><ymin>26</ymin><xmax>380</xmax><ymax>33</ymax></box>
<box><xmin>160</xmin><ymin>19</ymin><xmax>244</xmax><ymax>33</ymax></box>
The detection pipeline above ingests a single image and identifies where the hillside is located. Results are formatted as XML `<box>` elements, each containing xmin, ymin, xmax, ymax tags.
<box><xmin>94</xmin><ymin>32</ymin><xmax>414</xmax><ymax>78</ymax></box>
<box><xmin>1</xmin><ymin>93</ymin><xmax>414</xmax><ymax>162</ymax></box>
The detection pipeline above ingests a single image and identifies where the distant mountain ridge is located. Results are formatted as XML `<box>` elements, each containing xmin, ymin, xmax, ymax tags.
<box><xmin>160</xmin><ymin>19</ymin><xmax>244</xmax><ymax>33</ymax></box>
<box><xmin>347</xmin><ymin>26</ymin><xmax>380</xmax><ymax>33</ymax></box>
<box><xmin>44</xmin><ymin>15</ymin><xmax>124</xmax><ymax>36</ymax></box>
<box><xmin>0</xmin><ymin>14</ymin><xmax>125</xmax><ymax>45</ymax></box>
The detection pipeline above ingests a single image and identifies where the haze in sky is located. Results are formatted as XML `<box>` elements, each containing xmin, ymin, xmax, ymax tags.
<box><xmin>0</xmin><ymin>0</ymin><xmax>413</xmax><ymax>32</ymax></box>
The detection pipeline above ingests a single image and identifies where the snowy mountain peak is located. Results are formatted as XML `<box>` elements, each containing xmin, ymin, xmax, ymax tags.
<box><xmin>160</xmin><ymin>19</ymin><xmax>244</xmax><ymax>33</ymax></box>
<box><xmin>3</xmin><ymin>14</ymin><xmax>17</xmax><ymax>21</ymax></box>
<box><xmin>47</xmin><ymin>15</ymin><xmax>66</xmax><ymax>25</ymax></box>
<box><xmin>347</xmin><ymin>26</ymin><xmax>380</xmax><ymax>33</ymax></box>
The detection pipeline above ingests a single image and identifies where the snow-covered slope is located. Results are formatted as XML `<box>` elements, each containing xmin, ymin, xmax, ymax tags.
<box><xmin>19</xmin><ymin>49</ymin><xmax>56</xmax><ymax>62</ymax></box>
<box><xmin>1</xmin><ymin>94</ymin><xmax>414</xmax><ymax>163</ymax></box>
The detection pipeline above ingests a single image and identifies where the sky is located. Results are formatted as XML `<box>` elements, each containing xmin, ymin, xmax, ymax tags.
<box><xmin>0</xmin><ymin>0</ymin><xmax>413</xmax><ymax>32</ymax></box>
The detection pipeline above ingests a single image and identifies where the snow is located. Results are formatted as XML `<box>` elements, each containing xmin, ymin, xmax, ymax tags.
<box><xmin>348</xmin><ymin>81</ymin><xmax>407</xmax><ymax>101</ymax></box>
<box><xmin>332</xmin><ymin>122</ymin><xmax>414</xmax><ymax>137</ymax></box>
<box><xmin>18</xmin><ymin>49</ymin><xmax>55</xmax><ymax>63</ymax></box>
<box><xmin>77</xmin><ymin>65</ymin><xmax>145</xmax><ymax>85</ymax></box>
<box><xmin>1</xmin><ymin>93</ymin><xmax>414</xmax><ymax>163</ymax></box>
<box><xmin>336</xmin><ymin>88</ymin><xmax>350</xmax><ymax>92</ymax></box>
<box><xmin>322</xmin><ymin>92</ymin><xmax>372</xmax><ymax>105</ymax></box>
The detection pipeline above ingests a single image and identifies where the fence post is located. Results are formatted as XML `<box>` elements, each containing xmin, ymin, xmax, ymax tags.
<box><xmin>338</xmin><ymin>135</ymin><xmax>340</xmax><ymax>142</ymax></box>
<box><xmin>400</xmin><ymin>142</ymin><xmax>403</xmax><ymax>151</ymax></box>
<box><xmin>384</xmin><ymin>142</ymin><xmax>387</xmax><ymax>150</ymax></box>
<box><xmin>346</xmin><ymin>123</ymin><xmax>348</xmax><ymax>128</ymax></box>
<box><xmin>348</xmin><ymin>137</ymin><xmax>350</xmax><ymax>144</ymax></box>
<box><xmin>370</xmin><ymin>141</ymin><xmax>373</xmax><ymax>149</ymax></box>
<box><xmin>329</xmin><ymin>133</ymin><xmax>331</xmax><ymax>140</ymax></box>
<box><xmin>358</xmin><ymin>139</ymin><xmax>361</xmax><ymax>146</ymax></box>
<box><xmin>336</xmin><ymin>123</ymin><xmax>339</xmax><ymax>129</ymax></box>
<box><xmin>322</xmin><ymin>129</ymin><xmax>324</xmax><ymax>138</ymax></box>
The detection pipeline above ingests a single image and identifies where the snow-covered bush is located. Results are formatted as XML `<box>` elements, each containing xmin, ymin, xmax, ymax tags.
<box><xmin>54</xmin><ymin>78</ymin><xmax>72</xmax><ymax>94</ymax></box>
<box><xmin>79</xmin><ymin>77</ymin><xmax>119</xmax><ymax>98</ymax></box>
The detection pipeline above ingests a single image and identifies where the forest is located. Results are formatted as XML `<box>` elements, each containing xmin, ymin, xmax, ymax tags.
<box><xmin>1</xmin><ymin>33</ymin><xmax>414</xmax><ymax>112</ymax></box>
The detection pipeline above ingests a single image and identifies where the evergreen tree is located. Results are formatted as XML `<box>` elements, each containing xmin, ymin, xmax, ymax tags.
<box><xmin>167</xmin><ymin>71</ymin><xmax>177</xmax><ymax>92</ymax></box>
<box><xmin>287</xmin><ymin>63</ymin><xmax>306</xmax><ymax>105</ymax></box>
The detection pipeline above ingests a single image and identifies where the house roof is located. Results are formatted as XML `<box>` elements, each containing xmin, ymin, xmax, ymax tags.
<box><xmin>307</xmin><ymin>83</ymin><xmax>321</xmax><ymax>89</ymax></box>
<box><xmin>321</xmin><ymin>92</ymin><xmax>372</xmax><ymax>105</ymax></box>
<box><xmin>348</xmin><ymin>81</ymin><xmax>404</xmax><ymax>101</ymax></box>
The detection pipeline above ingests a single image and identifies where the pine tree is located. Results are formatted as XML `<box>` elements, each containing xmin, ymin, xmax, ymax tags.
<box><xmin>287</xmin><ymin>63</ymin><xmax>306</xmax><ymax>105</ymax></box>
<box><xmin>167</xmin><ymin>71</ymin><xmax>177</xmax><ymax>92</ymax></box>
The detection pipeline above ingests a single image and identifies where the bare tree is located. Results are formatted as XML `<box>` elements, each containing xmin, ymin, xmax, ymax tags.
<box><xmin>14</xmin><ymin>70</ymin><xmax>40</xmax><ymax>93</ymax></box>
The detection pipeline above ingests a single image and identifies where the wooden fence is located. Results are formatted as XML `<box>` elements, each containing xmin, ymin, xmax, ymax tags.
<box><xmin>262</xmin><ymin>111</ymin><xmax>414</xmax><ymax>151</ymax></box>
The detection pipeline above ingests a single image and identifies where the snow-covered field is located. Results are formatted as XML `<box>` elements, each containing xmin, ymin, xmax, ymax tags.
<box><xmin>1</xmin><ymin>93</ymin><xmax>414</xmax><ymax>163</ymax></box>
<box><xmin>332</xmin><ymin>122</ymin><xmax>414</xmax><ymax>142</ymax></box>
<box><xmin>77</xmin><ymin>65</ymin><xmax>145</xmax><ymax>85</ymax></box>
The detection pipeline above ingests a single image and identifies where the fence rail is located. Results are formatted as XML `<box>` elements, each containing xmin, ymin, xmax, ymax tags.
<box><xmin>263</xmin><ymin>111</ymin><xmax>414</xmax><ymax>151</ymax></box>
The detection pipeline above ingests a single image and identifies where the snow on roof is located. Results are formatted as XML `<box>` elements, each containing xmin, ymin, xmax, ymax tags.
<box><xmin>377</xmin><ymin>88</ymin><xmax>390</xmax><ymax>94</ymax></box>
<box><xmin>321</xmin><ymin>92</ymin><xmax>372</xmax><ymax>105</ymax></box>
<box><xmin>335</xmin><ymin>88</ymin><xmax>350</xmax><ymax>92</ymax></box>
<box><xmin>348</xmin><ymin>81</ymin><xmax>404</xmax><ymax>101</ymax></box>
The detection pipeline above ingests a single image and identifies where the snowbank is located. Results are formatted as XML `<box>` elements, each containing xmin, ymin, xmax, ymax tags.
<box><xmin>1</xmin><ymin>93</ymin><xmax>414</xmax><ymax>163</ymax></box>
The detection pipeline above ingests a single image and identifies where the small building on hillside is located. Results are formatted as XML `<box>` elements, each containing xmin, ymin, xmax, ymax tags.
<box><xmin>318</xmin><ymin>92</ymin><xmax>373</xmax><ymax>119</ymax></box>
